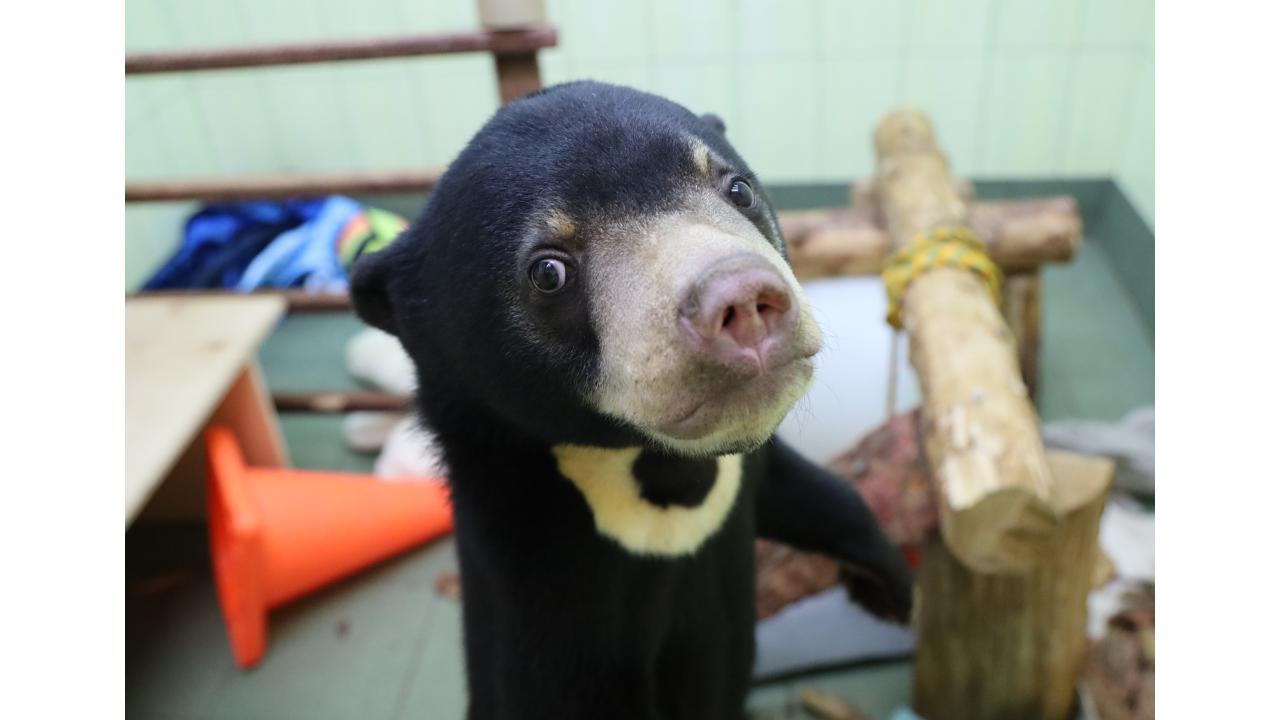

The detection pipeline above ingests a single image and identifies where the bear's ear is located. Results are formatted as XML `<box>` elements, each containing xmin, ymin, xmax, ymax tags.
<box><xmin>349</xmin><ymin>246</ymin><xmax>399</xmax><ymax>337</ymax></box>
<box><xmin>700</xmin><ymin>113</ymin><xmax>727</xmax><ymax>135</ymax></box>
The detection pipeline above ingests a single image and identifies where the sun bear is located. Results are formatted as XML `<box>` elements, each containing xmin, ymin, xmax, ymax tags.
<box><xmin>351</xmin><ymin>81</ymin><xmax>912</xmax><ymax>720</ymax></box>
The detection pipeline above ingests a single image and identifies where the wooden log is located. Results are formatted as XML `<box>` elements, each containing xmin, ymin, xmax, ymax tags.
<box><xmin>124</xmin><ymin>27</ymin><xmax>557</xmax><ymax>75</ymax></box>
<box><xmin>781</xmin><ymin>205</ymin><xmax>888</xmax><ymax>278</ymax></box>
<box><xmin>969</xmin><ymin>197</ymin><xmax>1082</xmax><ymax>271</ymax></box>
<box><xmin>780</xmin><ymin>196</ymin><xmax>1081</xmax><ymax>280</ymax></box>
<box><xmin>125</xmin><ymin>169</ymin><xmax>443</xmax><ymax>203</ymax></box>
<box><xmin>912</xmin><ymin>451</ymin><xmax>1113</xmax><ymax>720</ymax></box>
<box><xmin>850</xmin><ymin>178</ymin><xmax>974</xmax><ymax>211</ymax></box>
<box><xmin>874</xmin><ymin>108</ymin><xmax>1055</xmax><ymax>574</ymax></box>
<box><xmin>1000</xmin><ymin>271</ymin><xmax>1043</xmax><ymax>401</ymax></box>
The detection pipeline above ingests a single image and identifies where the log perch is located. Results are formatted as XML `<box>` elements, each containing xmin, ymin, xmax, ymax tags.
<box><xmin>871</xmin><ymin>108</ymin><xmax>1111</xmax><ymax>720</ymax></box>
<box><xmin>780</xmin><ymin>195</ymin><xmax>1081</xmax><ymax>280</ymax></box>
<box><xmin>874</xmin><ymin>108</ymin><xmax>1055</xmax><ymax>574</ymax></box>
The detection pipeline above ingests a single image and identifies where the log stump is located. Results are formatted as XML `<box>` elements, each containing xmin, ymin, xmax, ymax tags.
<box><xmin>912</xmin><ymin>451</ymin><xmax>1113</xmax><ymax>720</ymax></box>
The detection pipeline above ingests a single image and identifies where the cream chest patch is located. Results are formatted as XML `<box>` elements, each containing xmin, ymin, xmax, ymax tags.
<box><xmin>551</xmin><ymin>445</ymin><xmax>743</xmax><ymax>557</ymax></box>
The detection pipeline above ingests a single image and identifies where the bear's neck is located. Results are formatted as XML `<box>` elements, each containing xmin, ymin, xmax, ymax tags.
<box><xmin>550</xmin><ymin>445</ymin><xmax>744</xmax><ymax>557</ymax></box>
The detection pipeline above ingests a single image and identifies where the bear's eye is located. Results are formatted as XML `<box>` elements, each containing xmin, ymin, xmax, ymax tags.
<box><xmin>529</xmin><ymin>257</ymin><xmax>569</xmax><ymax>294</ymax></box>
<box><xmin>725</xmin><ymin>176</ymin><xmax>756</xmax><ymax>209</ymax></box>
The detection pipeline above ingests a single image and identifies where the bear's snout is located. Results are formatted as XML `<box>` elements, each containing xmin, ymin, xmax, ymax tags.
<box><xmin>677</xmin><ymin>253</ymin><xmax>799</xmax><ymax>376</ymax></box>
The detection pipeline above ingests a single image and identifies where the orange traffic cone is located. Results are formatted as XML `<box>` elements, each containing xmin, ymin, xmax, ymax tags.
<box><xmin>205</xmin><ymin>425</ymin><xmax>453</xmax><ymax>669</ymax></box>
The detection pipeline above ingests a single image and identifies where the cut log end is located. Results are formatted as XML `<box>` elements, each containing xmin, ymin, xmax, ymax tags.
<box><xmin>874</xmin><ymin>107</ymin><xmax>942</xmax><ymax>158</ymax></box>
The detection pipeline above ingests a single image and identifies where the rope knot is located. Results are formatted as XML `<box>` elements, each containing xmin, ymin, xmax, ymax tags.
<box><xmin>881</xmin><ymin>226</ymin><xmax>1003</xmax><ymax>329</ymax></box>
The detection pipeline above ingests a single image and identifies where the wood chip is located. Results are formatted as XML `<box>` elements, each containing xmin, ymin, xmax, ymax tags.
<box><xmin>798</xmin><ymin>687</ymin><xmax>870</xmax><ymax>720</ymax></box>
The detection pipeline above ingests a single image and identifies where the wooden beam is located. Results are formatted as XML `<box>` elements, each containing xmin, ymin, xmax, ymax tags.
<box><xmin>212</xmin><ymin>363</ymin><xmax>290</xmax><ymax>468</ymax></box>
<box><xmin>874</xmin><ymin>108</ymin><xmax>1055</xmax><ymax>574</ymax></box>
<box><xmin>781</xmin><ymin>195</ymin><xmax>1081</xmax><ymax>279</ymax></box>
<box><xmin>125</xmin><ymin>27</ymin><xmax>557</xmax><ymax>75</ymax></box>
<box><xmin>125</xmin><ymin>169</ymin><xmax>444</xmax><ymax>204</ymax></box>
<box><xmin>968</xmin><ymin>197</ymin><xmax>1082</xmax><ymax>270</ymax></box>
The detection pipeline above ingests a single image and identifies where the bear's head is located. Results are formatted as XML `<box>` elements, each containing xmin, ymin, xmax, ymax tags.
<box><xmin>351</xmin><ymin>82</ymin><xmax>822</xmax><ymax>458</ymax></box>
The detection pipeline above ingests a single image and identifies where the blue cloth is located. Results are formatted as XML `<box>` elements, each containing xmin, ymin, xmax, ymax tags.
<box><xmin>143</xmin><ymin>200</ymin><xmax>323</xmax><ymax>290</ymax></box>
<box><xmin>236</xmin><ymin>196</ymin><xmax>363</xmax><ymax>292</ymax></box>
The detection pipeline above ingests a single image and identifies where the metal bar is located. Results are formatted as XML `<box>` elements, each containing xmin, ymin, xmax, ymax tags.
<box><xmin>273</xmin><ymin>391</ymin><xmax>410</xmax><ymax>414</ymax></box>
<box><xmin>132</xmin><ymin>289</ymin><xmax>353</xmax><ymax>313</ymax></box>
<box><xmin>495</xmin><ymin>51</ymin><xmax>542</xmax><ymax>103</ymax></box>
<box><xmin>125</xmin><ymin>169</ymin><xmax>443</xmax><ymax>203</ymax></box>
<box><xmin>125</xmin><ymin>26</ymin><xmax>557</xmax><ymax>75</ymax></box>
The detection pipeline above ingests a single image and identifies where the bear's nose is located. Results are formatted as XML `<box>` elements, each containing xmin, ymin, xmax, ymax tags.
<box><xmin>678</xmin><ymin>254</ymin><xmax>797</xmax><ymax>375</ymax></box>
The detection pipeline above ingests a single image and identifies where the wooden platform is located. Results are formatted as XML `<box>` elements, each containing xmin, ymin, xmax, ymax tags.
<box><xmin>125</xmin><ymin>295</ymin><xmax>289</xmax><ymax>524</ymax></box>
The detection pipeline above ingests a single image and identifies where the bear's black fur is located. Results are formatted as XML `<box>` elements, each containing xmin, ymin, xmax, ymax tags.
<box><xmin>351</xmin><ymin>82</ymin><xmax>912</xmax><ymax>720</ymax></box>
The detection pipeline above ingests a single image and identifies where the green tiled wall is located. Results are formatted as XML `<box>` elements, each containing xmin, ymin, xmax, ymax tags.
<box><xmin>125</xmin><ymin>0</ymin><xmax>1153</xmax><ymax>288</ymax></box>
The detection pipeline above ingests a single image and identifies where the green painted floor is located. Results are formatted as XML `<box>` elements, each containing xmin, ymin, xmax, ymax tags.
<box><xmin>126</xmin><ymin>183</ymin><xmax>1153</xmax><ymax>719</ymax></box>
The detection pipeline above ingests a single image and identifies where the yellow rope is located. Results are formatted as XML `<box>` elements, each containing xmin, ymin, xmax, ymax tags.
<box><xmin>881</xmin><ymin>226</ymin><xmax>1003</xmax><ymax>329</ymax></box>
